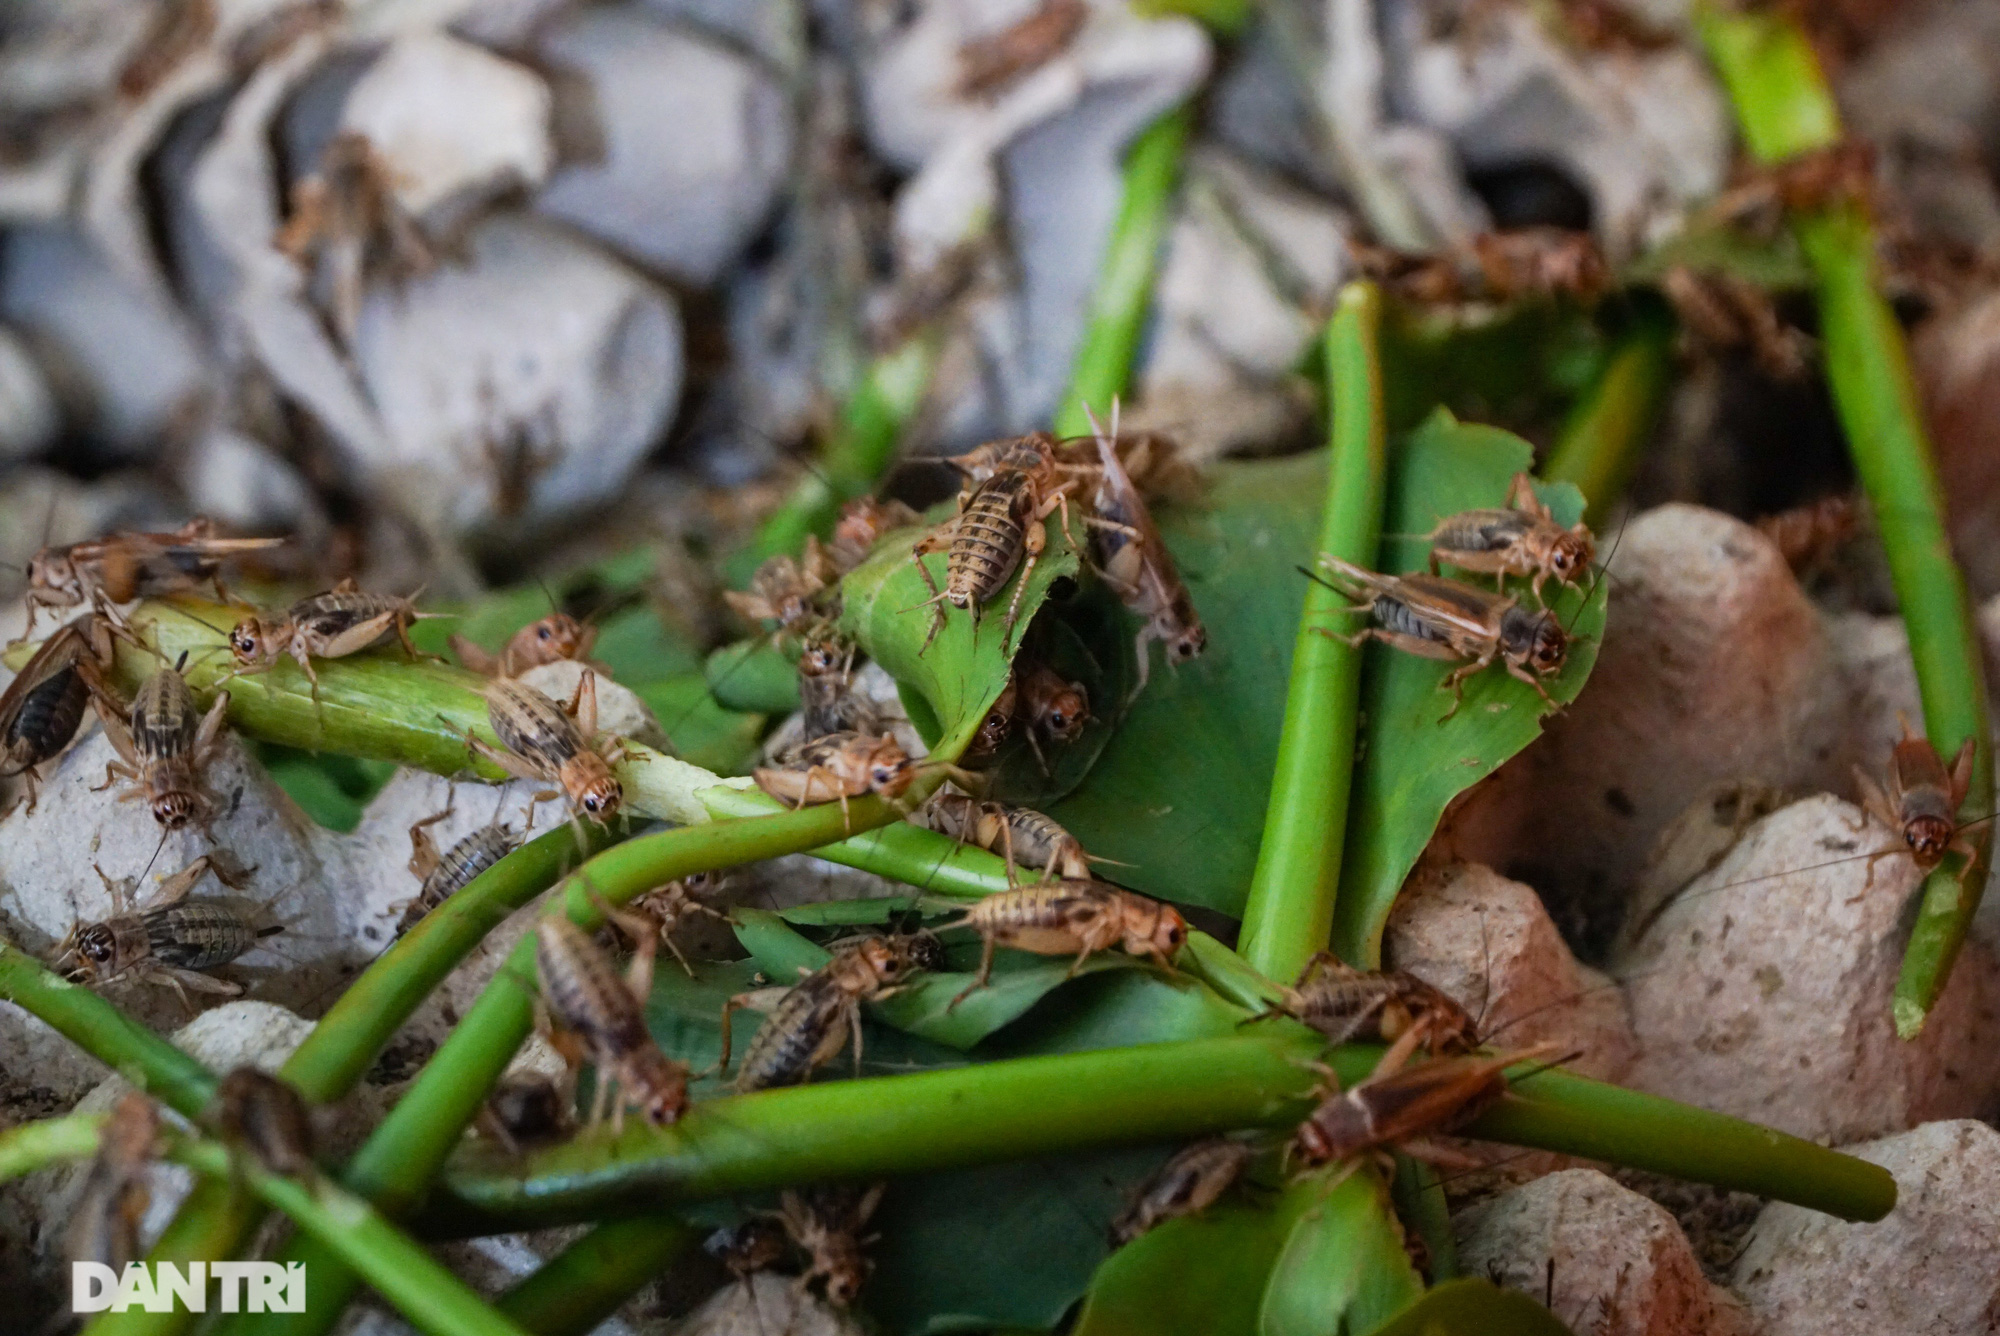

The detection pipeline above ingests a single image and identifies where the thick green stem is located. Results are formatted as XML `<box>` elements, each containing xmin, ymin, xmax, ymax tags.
<box><xmin>1700</xmin><ymin>7</ymin><xmax>1996</xmax><ymax>1037</ymax></box>
<box><xmin>496</xmin><ymin>1216</ymin><xmax>698</xmax><ymax>1336</ymax></box>
<box><xmin>1239</xmin><ymin>283</ymin><xmax>1387</xmax><ymax>981</ymax></box>
<box><xmin>0</xmin><ymin>1110</ymin><xmax>104</xmax><ymax>1179</ymax></box>
<box><xmin>1053</xmin><ymin>106</ymin><xmax>1193</xmax><ymax>438</ymax></box>
<box><xmin>164</xmin><ymin>1140</ymin><xmax>530</xmax><ymax>1336</ymax></box>
<box><xmin>425</xmin><ymin>1038</ymin><xmax>1893</xmax><ymax>1233</ymax></box>
<box><xmin>252</xmin><ymin>786</ymin><xmax>952</xmax><ymax>1336</ymax></box>
<box><xmin>748</xmin><ymin>335</ymin><xmax>940</xmax><ymax>566</ymax></box>
<box><xmin>0</xmin><ymin>943</ymin><xmax>216</xmax><ymax>1117</ymax></box>
<box><xmin>1542</xmin><ymin>302</ymin><xmax>1676</xmax><ymax>527</ymax></box>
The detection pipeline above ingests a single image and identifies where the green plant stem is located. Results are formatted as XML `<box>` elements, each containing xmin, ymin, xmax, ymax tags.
<box><xmin>256</xmin><ymin>786</ymin><xmax>955</xmax><ymax>1336</ymax></box>
<box><xmin>748</xmin><ymin>334</ymin><xmax>941</xmax><ymax>569</ymax></box>
<box><xmin>1239</xmin><ymin>283</ymin><xmax>1387</xmax><ymax>981</ymax></box>
<box><xmin>0</xmin><ymin>943</ymin><xmax>216</xmax><ymax>1117</ymax></box>
<box><xmin>1700</xmin><ymin>7</ymin><xmax>1996</xmax><ymax>1037</ymax></box>
<box><xmin>1542</xmin><ymin>301</ymin><xmax>1676</xmax><ymax>527</ymax></box>
<box><xmin>496</xmin><ymin>1216</ymin><xmax>698</xmax><ymax>1336</ymax></box>
<box><xmin>1053</xmin><ymin>106</ymin><xmax>1193</xmax><ymax>438</ymax></box>
<box><xmin>426</xmin><ymin>1039</ymin><xmax>1893</xmax><ymax>1233</ymax></box>
<box><xmin>1391</xmin><ymin>1156</ymin><xmax>1457</xmax><ymax>1282</ymax></box>
<box><xmin>0</xmin><ymin>1110</ymin><xmax>104</xmax><ymax>1179</ymax></box>
<box><xmin>164</xmin><ymin>1140</ymin><xmax>530</xmax><ymax>1336</ymax></box>
<box><xmin>699</xmin><ymin>782</ymin><xmax>1012</xmax><ymax>898</ymax></box>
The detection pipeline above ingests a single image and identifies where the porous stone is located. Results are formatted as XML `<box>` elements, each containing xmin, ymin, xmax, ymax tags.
<box><xmin>1455</xmin><ymin>1168</ymin><xmax>1741</xmax><ymax>1336</ymax></box>
<box><xmin>1611</xmin><ymin>795</ymin><xmax>2000</xmax><ymax>1143</ymax></box>
<box><xmin>1449</xmin><ymin>504</ymin><xmax>1855</xmax><ymax>955</ymax></box>
<box><xmin>1733</xmin><ymin>1120</ymin><xmax>2000</xmax><ymax>1336</ymax></box>
<box><xmin>537</xmin><ymin>8</ymin><xmax>792</xmax><ymax>285</ymax></box>
<box><xmin>1387</xmin><ymin>863</ymin><xmax>1636</xmax><ymax>1082</ymax></box>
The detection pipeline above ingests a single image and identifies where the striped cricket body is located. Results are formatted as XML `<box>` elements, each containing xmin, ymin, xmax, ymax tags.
<box><xmin>721</xmin><ymin>936</ymin><xmax>929</xmax><ymax>1093</ymax></box>
<box><xmin>947</xmin><ymin>881</ymin><xmax>1185</xmax><ymax>1007</ymax></box>
<box><xmin>55</xmin><ymin>855</ymin><xmax>276</xmax><ymax>1006</ymax></box>
<box><xmin>228</xmin><ymin>578</ymin><xmax>441</xmax><ymax>708</ymax></box>
<box><xmin>910</xmin><ymin>437</ymin><xmax>1075</xmax><ymax>653</ymax></box>
<box><xmin>1111</xmin><ymin>1137</ymin><xmax>1256</xmax><ymax>1246</ymax></box>
<box><xmin>469</xmin><ymin>674</ymin><xmax>624</xmax><ymax>823</ymax></box>
<box><xmin>534</xmin><ymin>914</ymin><xmax>687</xmax><ymax>1126</ymax></box>
<box><xmin>1422</xmin><ymin>472</ymin><xmax>1595</xmax><ymax>602</ymax></box>
<box><xmin>23</xmin><ymin>517</ymin><xmax>282</xmax><ymax>634</ymax></box>
<box><xmin>96</xmin><ymin>660</ymin><xmax>231</xmax><ymax>830</ymax></box>
<box><xmin>1</xmin><ymin>612</ymin><xmax>119</xmax><ymax>809</ymax></box>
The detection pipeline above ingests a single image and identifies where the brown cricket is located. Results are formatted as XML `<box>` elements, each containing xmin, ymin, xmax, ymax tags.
<box><xmin>725</xmin><ymin>538</ymin><xmax>839</xmax><ymax>636</ymax></box>
<box><xmin>963</xmin><ymin>672</ymin><xmax>1019</xmax><ymax>761</ymax></box>
<box><xmin>54</xmin><ymin>855</ymin><xmax>277</xmax><ymax>1007</ymax></box>
<box><xmin>704</xmin><ymin>1217</ymin><xmax>791</xmax><ymax>1284</ymax></box>
<box><xmin>465</xmin><ymin>673</ymin><xmax>625</xmax><ymax>826</ymax></box>
<box><xmin>629</xmin><ymin>877</ymin><xmax>732</xmax><ymax>976</ymax></box>
<box><xmin>1289</xmin><ymin>1041</ymin><xmax>1561</xmax><ymax>1173</ymax></box>
<box><xmin>1017</xmin><ymin>659</ymin><xmax>1090</xmax><ymax>771</ymax></box>
<box><xmin>395</xmin><ymin>793</ymin><xmax>541</xmax><ymax>936</ymax></box>
<box><xmin>93</xmin><ymin>657</ymin><xmax>231</xmax><ymax>831</ymax></box>
<box><xmin>753</xmin><ymin>730</ymin><xmax>916</xmax><ymax>828</ymax></box>
<box><xmin>956</xmin><ymin>0</ymin><xmax>1087</xmax><ymax>95</ymax></box>
<box><xmin>275</xmin><ymin>130</ymin><xmax>433</xmax><ymax>346</ymax></box>
<box><xmin>451</xmin><ymin>612</ymin><xmax>598</xmax><ymax>679</ymax></box>
<box><xmin>1314</xmin><ymin>556</ymin><xmax>1569</xmax><ymax>717</ymax></box>
<box><xmin>1468</xmin><ymin>228</ymin><xmax>1611</xmax><ymax>305</ymax></box>
<box><xmin>1252</xmin><ymin>952</ymin><xmax>1478</xmax><ymax>1055</ymax></box>
<box><xmin>22</xmin><ymin>517</ymin><xmax>283</xmax><ymax>635</ymax></box>
<box><xmin>227</xmin><ymin>578</ymin><xmax>443</xmax><ymax>709</ymax></box>
<box><xmin>208</xmin><ymin>1067</ymin><xmax>317</xmax><ymax>1179</ymax></box>
<box><xmin>719</xmin><ymin>935</ymin><xmax>927</xmax><ymax>1092</ymax></box>
<box><xmin>946</xmin><ymin>881</ymin><xmax>1186</xmax><ymax>1007</ymax></box>
<box><xmin>1089</xmin><ymin>416</ymin><xmax>1205</xmax><ymax>694</ymax></box>
<box><xmin>831</xmin><ymin>496</ymin><xmax>922</xmax><ymax>573</ymax></box>
<box><xmin>909</xmin><ymin>437</ymin><xmax>1077</xmax><ymax>654</ymax></box>
<box><xmin>1422</xmin><ymin>472</ymin><xmax>1596</xmax><ymax>602</ymax></box>
<box><xmin>67</xmin><ymin>1091</ymin><xmax>162</xmax><ymax>1273</ymax></box>
<box><xmin>1756</xmin><ymin>493</ymin><xmax>1859</xmax><ymax>576</ymax></box>
<box><xmin>1854</xmin><ymin>714</ymin><xmax>1980</xmax><ymax>879</ymax></box>
<box><xmin>1</xmin><ymin>612</ymin><xmax>120</xmax><ymax>811</ymax></box>
<box><xmin>1110</xmin><ymin>1137</ymin><xmax>1258</xmax><ymax>1246</ymax></box>
<box><xmin>774</xmin><ymin>1183</ymin><xmax>887</xmax><ymax>1307</ymax></box>
<box><xmin>920</xmin><ymin>791</ymin><xmax>1101</xmax><ymax>884</ymax></box>
<box><xmin>477</xmin><ymin>1075</ymin><xmax>573</xmax><ymax>1154</ymax></box>
<box><xmin>797</xmin><ymin>635</ymin><xmax>880</xmax><ymax>741</ymax></box>
<box><xmin>534</xmin><ymin>909</ymin><xmax>689</xmax><ymax>1130</ymax></box>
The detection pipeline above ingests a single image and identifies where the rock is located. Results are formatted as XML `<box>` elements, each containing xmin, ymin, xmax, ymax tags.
<box><xmin>519</xmin><ymin>661</ymin><xmax>668</xmax><ymax>752</ymax></box>
<box><xmin>1455</xmin><ymin>1168</ymin><xmax>1741</xmax><ymax>1336</ymax></box>
<box><xmin>1916</xmin><ymin>290</ymin><xmax>2000</xmax><ymax>597</ymax></box>
<box><xmin>0</xmin><ymin>327</ymin><xmax>61</xmax><ymax>461</ymax></box>
<box><xmin>1733</xmin><ymin>1120</ymin><xmax>2000</xmax><ymax>1336</ymax></box>
<box><xmin>1448</xmin><ymin>504</ymin><xmax>1855</xmax><ymax>955</ymax></box>
<box><xmin>537</xmin><ymin>8</ymin><xmax>793</xmax><ymax>286</ymax></box>
<box><xmin>350</xmin><ymin>213</ymin><xmax>684</xmax><ymax>536</ymax></box>
<box><xmin>1384</xmin><ymin>2</ymin><xmax>1730</xmax><ymax>259</ymax></box>
<box><xmin>1139</xmin><ymin>147</ymin><xmax>1349</xmax><ymax>419</ymax></box>
<box><xmin>179</xmin><ymin>428</ymin><xmax>316</xmax><ymax>531</ymax></box>
<box><xmin>338</xmin><ymin>32</ymin><xmax>554</xmax><ymax>234</ymax></box>
<box><xmin>1611</xmin><ymin>795</ymin><xmax>2000</xmax><ymax>1144</ymax></box>
<box><xmin>641</xmin><ymin>0</ymin><xmax>809</xmax><ymax>74</ymax></box>
<box><xmin>1385</xmin><ymin>863</ymin><xmax>1636</xmax><ymax>1083</ymax></box>
<box><xmin>1625</xmin><ymin>781</ymin><xmax>1794</xmax><ymax>948</ymax></box>
<box><xmin>670</xmin><ymin>1271</ymin><xmax>864</xmax><ymax>1336</ymax></box>
<box><xmin>0</xmin><ymin>732</ymin><xmax>357</xmax><ymax>1032</ymax></box>
<box><xmin>0</xmin><ymin>224</ymin><xmax>206</xmax><ymax>456</ymax></box>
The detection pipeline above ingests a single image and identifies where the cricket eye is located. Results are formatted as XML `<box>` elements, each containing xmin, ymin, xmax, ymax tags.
<box><xmin>582</xmin><ymin>793</ymin><xmax>603</xmax><ymax>813</ymax></box>
<box><xmin>537</xmin><ymin>625</ymin><xmax>554</xmax><ymax>642</ymax></box>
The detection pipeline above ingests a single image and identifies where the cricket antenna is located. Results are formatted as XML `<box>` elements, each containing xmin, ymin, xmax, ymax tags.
<box><xmin>138</xmin><ymin>827</ymin><xmax>171</xmax><ymax>887</ymax></box>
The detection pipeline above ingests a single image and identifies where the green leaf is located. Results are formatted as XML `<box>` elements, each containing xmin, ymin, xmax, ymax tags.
<box><xmin>837</xmin><ymin>513</ymin><xmax>1082</xmax><ymax>752</ymax></box>
<box><xmin>633</xmin><ymin>675</ymin><xmax>763</xmax><ymax>776</ymax></box>
<box><xmin>1072</xmin><ymin>1188</ymin><xmax>1321</xmax><ymax>1336</ymax></box>
<box><xmin>1358</xmin><ymin>1278</ymin><xmax>1576</xmax><ymax>1336</ymax></box>
<box><xmin>1258</xmin><ymin>1167</ymin><xmax>1424</xmax><ymax>1336</ymax></box>
<box><xmin>704</xmin><ymin>639</ymin><xmax>800</xmax><ymax>715</ymax></box>
<box><xmin>1332</xmin><ymin>410</ymin><xmax>1605</xmax><ymax>966</ymax></box>
<box><xmin>1044</xmin><ymin>414</ymin><xmax>1603</xmax><ymax>930</ymax></box>
<box><xmin>255</xmin><ymin>743</ymin><xmax>396</xmax><ymax>832</ymax></box>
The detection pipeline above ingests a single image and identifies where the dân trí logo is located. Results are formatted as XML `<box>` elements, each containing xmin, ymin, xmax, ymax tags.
<box><xmin>72</xmin><ymin>1261</ymin><xmax>305</xmax><ymax>1313</ymax></box>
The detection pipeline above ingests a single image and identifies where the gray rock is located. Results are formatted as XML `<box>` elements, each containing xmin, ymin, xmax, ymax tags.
<box><xmin>537</xmin><ymin>9</ymin><xmax>793</xmax><ymax>285</ymax></box>
<box><xmin>1448</xmin><ymin>504</ymin><xmax>1855</xmax><ymax>955</ymax></box>
<box><xmin>1386</xmin><ymin>862</ymin><xmax>1636</xmax><ymax>1083</ymax></box>
<box><xmin>1916</xmin><ymin>290</ymin><xmax>2000</xmax><ymax>598</ymax></box>
<box><xmin>180</xmin><ymin>428</ymin><xmax>316</xmax><ymax>531</ymax></box>
<box><xmin>338</xmin><ymin>32</ymin><xmax>554</xmax><ymax>234</ymax></box>
<box><xmin>1733</xmin><ymin>1120</ymin><xmax>2000</xmax><ymax>1336</ymax></box>
<box><xmin>0</xmin><ymin>327</ymin><xmax>61</xmax><ymax>461</ymax></box>
<box><xmin>1612</xmin><ymin>795</ymin><xmax>2000</xmax><ymax>1144</ymax></box>
<box><xmin>351</xmin><ymin>213</ymin><xmax>684</xmax><ymax>535</ymax></box>
<box><xmin>1456</xmin><ymin>1168</ymin><xmax>1742</xmax><ymax>1336</ymax></box>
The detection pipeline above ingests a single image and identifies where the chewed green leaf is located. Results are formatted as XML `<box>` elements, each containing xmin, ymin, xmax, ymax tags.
<box><xmin>837</xmin><ymin>514</ymin><xmax>1081</xmax><ymax>755</ymax></box>
<box><xmin>1332</xmin><ymin>409</ymin><xmax>1606</xmax><ymax>966</ymax></box>
<box><xmin>1258</xmin><ymin>1167</ymin><xmax>1423</xmax><ymax>1336</ymax></box>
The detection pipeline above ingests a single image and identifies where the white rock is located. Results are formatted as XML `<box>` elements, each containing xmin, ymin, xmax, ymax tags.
<box><xmin>1612</xmin><ymin>795</ymin><xmax>2000</xmax><ymax>1144</ymax></box>
<box><xmin>351</xmin><ymin>213</ymin><xmax>683</xmax><ymax>535</ymax></box>
<box><xmin>1455</xmin><ymin>1168</ymin><xmax>1739</xmax><ymax>1336</ymax></box>
<box><xmin>0</xmin><ymin>224</ymin><xmax>206</xmax><ymax>455</ymax></box>
<box><xmin>1449</xmin><ymin>504</ymin><xmax>1856</xmax><ymax>954</ymax></box>
<box><xmin>339</xmin><ymin>33</ymin><xmax>554</xmax><ymax>232</ymax></box>
<box><xmin>641</xmin><ymin>0</ymin><xmax>809</xmax><ymax>74</ymax></box>
<box><xmin>1916</xmin><ymin>290</ymin><xmax>2000</xmax><ymax>597</ymax></box>
<box><xmin>537</xmin><ymin>9</ymin><xmax>792</xmax><ymax>285</ymax></box>
<box><xmin>1734</xmin><ymin>1120</ymin><xmax>2000</xmax><ymax>1336</ymax></box>
<box><xmin>180</xmin><ymin>428</ymin><xmax>315</xmax><ymax>530</ymax></box>
<box><xmin>0</xmin><ymin>327</ymin><xmax>61</xmax><ymax>461</ymax></box>
<box><xmin>671</xmin><ymin>1271</ymin><xmax>863</xmax><ymax>1336</ymax></box>
<box><xmin>0</xmin><ymin>731</ymin><xmax>354</xmax><ymax>1031</ymax></box>
<box><xmin>1386</xmin><ymin>863</ymin><xmax>1636</xmax><ymax>1083</ymax></box>
<box><xmin>519</xmin><ymin>661</ymin><xmax>667</xmax><ymax>751</ymax></box>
